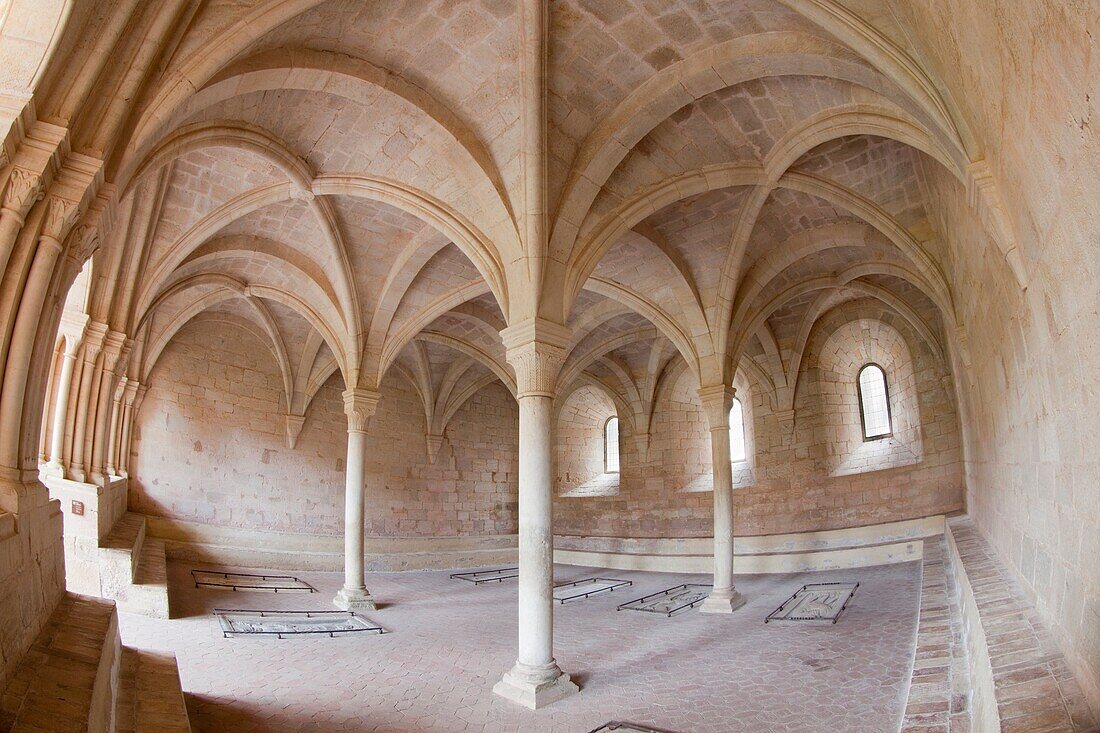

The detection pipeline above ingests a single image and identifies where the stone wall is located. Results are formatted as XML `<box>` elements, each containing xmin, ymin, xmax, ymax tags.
<box><xmin>130</xmin><ymin>321</ymin><xmax>518</xmax><ymax>539</ymax></box>
<box><xmin>556</xmin><ymin>308</ymin><xmax>964</xmax><ymax>538</ymax></box>
<box><xmin>888</xmin><ymin>2</ymin><xmax>1100</xmax><ymax>712</ymax></box>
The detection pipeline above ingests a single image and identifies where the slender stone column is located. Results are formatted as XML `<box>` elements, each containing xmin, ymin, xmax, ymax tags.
<box><xmin>105</xmin><ymin>385</ymin><xmax>124</xmax><ymax>477</ymax></box>
<box><xmin>0</xmin><ymin>167</ymin><xmax>45</xmax><ymax>277</ymax></box>
<box><xmin>119</xmin><ymin>384</ymin><xmax>146</xmax><ymax>477</ymax></box>
<box><xmin>333</xmin><ymin>388</ymin><xmax>381</xmax><ymax>611</ymax></box>
<box><xmin>493</xmin><ymin>319</ymin><xmax>578</xmax><ymax>709</ymax></box>
<box><xmin>45</xmin><ymin>336</ymin><xmax>81</xmax><ymax>475</ymax></box>
<box><xmin>69</xmin><ymin>323</ymin><xmax>107</xmax><ymax>482</ymax></box>
<box><xmin>697</xmin><ymin>384</ymin><xmax>746</xmax><ymax>613</ymax></box>
<box><xmin>89</xmin><ymin>332</ymin><xmax>129</xmax><ymax>484</ymax></box>
<box><xmin>0</xmin><ymin>196</ymin><xmax>81</xmax><ymax>473</ymax></box>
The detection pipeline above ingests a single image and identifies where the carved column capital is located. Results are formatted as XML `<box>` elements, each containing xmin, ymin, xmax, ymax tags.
<box><xmin>100</xmin><ymin>330</ymin><xmax>131</xmax><ymax>375</ymax></box>
<box><xmin>2</xmin><ymin>166</ymin><xmax>45</xmax><ymax>221</ymax></box>
<box><xmin>81</xmin><ymin>321</ymin><xmax>109</xmax><ymax>363</ymax></box>
<box><xmin>500</xmin><ymin>318</ymin><xmax>571</xmax><ymax>398</ymax></box>
<box><xmin>41</xmin><ymin>195</ymin><xmax>82</xmax><ymax>245</ymax></box>
<box><xmin>342</xmin><ymin>388</ymin><xmax>381</xmax><ymax>433</ymax></box>
<box><xmin>697</xmin><ymin>384</ymin><xmax>736</xmax><ymax>431</ymax></box>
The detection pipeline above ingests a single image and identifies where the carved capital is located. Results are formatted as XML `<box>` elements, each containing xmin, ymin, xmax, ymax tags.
<box><xmin>2</xmin><ymin>166</ymin><xmax>45</xmax><ymax>219</ymax></box>
<box><xmin>100</xmin><ymin>331</ymin><xmax>131</xmax><ymax>375</ymax></box>
<box><xmin>500</xmin><ymin>318</ymin><xmax>571</xmax><ymax>398</ymax></box>
<box><xmin>697</xmin><ymin>384</ymin><xmax>736</xmax><ymax>431</ymax></box>
<box><xmin>41</xmin><ymin>195</ymin><xmax>81</xmax><ymax>244</ymax></box>
<box><xmin>70</xmin><ymin>223</ymin><xmax>99</xmax><ymax>262</ymax></box>
<box><xmin>342</xmin><ymin>388</ymin><xmax>381</xmax><ymax>433</ymax></box>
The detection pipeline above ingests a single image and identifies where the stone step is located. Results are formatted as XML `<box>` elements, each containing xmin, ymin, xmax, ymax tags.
<box><xmin>99</xmin><ymin>513</ymin><xmax>146</xmax><ymax>591</ymax></box>
<box><xmin>116</xmin><ymin>538</ymin><xmax>170</xmax><ymax>619</ymax></box>
<box><xmin>99</xmin><ymin>514</ymin><xmax>169</xmax><ymax>619</ymax></box>
<box><xmin>0</xmin><ymin>593</ymin><xmax>120</xmax><ymax>733</ymax></box>
<box><xmin>115</xmin><ymin>647</ymin><xmax>191</xmax><ymax>733</ymax></box>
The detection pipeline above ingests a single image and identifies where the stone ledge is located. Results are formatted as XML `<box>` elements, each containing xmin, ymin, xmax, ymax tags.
<box><xmin>946</xmin><ymin>517</ymin><xmax>1097</xmax><ymax>732</ymax></box>
<box><xmin>554</xmin><ymin>515</ymin><xmax>944</xmax><ymax>574</ymax></box>
<box><xmin>0</xmin><ymin>592</ymin><xmax>120</xmax><ymax>733</ymax></box>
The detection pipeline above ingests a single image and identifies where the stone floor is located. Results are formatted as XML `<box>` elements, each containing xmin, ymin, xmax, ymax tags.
<box><xmin>118</xmin><ymin>560</ymin><xmax>922</xmax><ymax>733</ymax></box>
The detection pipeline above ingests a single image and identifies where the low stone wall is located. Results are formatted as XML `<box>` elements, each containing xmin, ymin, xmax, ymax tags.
<box><xmin>146</xmin><ymin>514</ymin><xmax>946</xmax><ymax>576</ymax></box>
<box><xmin>555</xmin><ymin>515</ymin><xmax>944</xmax><ymax>574</ymax></box>
<box><xmin>147</xmin><ymin>515</ymin><xmax>518</xmax><ymax>571</ymax></box>
<box><xmin>945</xmin><ymin>517</ymin><xmax>1096</xmax><ymax>732</ymax></box>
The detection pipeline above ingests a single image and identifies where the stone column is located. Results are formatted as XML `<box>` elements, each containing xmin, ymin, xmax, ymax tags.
<box><xmin>0</xmin><ymin>167</ymin><xmax>45</xmax><ymax>277</ymax></box>
<box><xmin>0</xmin><ymin>196</ymin><xmax>81</xmax><ymax>473</ymax></box>
<box><xmin>493</xmin><ymin>319</ymin><xmax>578</xmax><ymax>709</ymax></box>
<box><xmin>69</xmin><ymin>323</ymin><xmax>107</xmax><ymax>482</ymax></box>
<box><xmin>333</xmin><ymin>388</ymin><xmax>381</xmax><ymax>611</ymax></box>
<box><xmin>44</xmin><ymin>335</ymin><xmax>81</xmax><ymax>475</ymax></box>
<box><xmin>89</xmin><ymin>332</ymin><xmax>129</xmax><ymax>484</ymax></box>
<box><xmin>697</xmin><ymin>384</ymin><xmax>746</xmax><ymax>614</ymax></box>
<box><xmin>118</xmin><ymin>384</ymin><xmax>145</xmax><ymax>477</ymax></box>
<box><xmin>105</xmin><ymin>384</ymin><xmax>124</xmax><ymax>477</ymax></box>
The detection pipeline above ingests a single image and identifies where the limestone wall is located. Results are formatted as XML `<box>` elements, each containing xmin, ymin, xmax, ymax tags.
<box><xmin>555</xmin><ymin>310</ymin><xmax>964</xmax><ymax>538</ymax></box>
<box><xmin>130</xmin><ymin>321</ymin><xmax>519</xmax><ymax>539</ymax></box>
<box><xmin>885</xmin><ymin>2</ymin><xmax>1100</xmax><ymax>712</ymax></box>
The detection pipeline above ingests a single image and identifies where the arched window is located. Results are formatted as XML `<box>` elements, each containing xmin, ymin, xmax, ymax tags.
<box><xmin>604</xmin><ymin>416</ymin><xmax>620</xmax><ymax>473</ymax></box>
<box><xmin>729</xmin><ymin>398</ymin><xmax>747</xmax><ymax>462</ymax></box>
<box><xmin>857</xmin><ymin>364</ymin><xmax>892</xmax><ymax>440</ymax></box>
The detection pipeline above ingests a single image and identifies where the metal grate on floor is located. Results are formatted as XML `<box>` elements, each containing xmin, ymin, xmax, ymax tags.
<box><xmin>449</xmin><ymin>567</ymin><xmax>518</xmax><ymax>584</ymax></box>
<box><xmin>616</xmin><ymin>584</ymin><xmax>711</xmax><ymax>617</ymax></box>
<box><xmin>553</xmin><ymin>577</ymin><xmax>632</xmax><ymax>604</ymax></box>
<box><xmin>193</xmin><ymin>569</ymin><xmax>316</xmax><ymax>593</ymax></box>
<box><xmin>588</xmin><ymin>722</ymin><xmax>673</xmax><ymax>733</ymax></box>
<box><xmin>213</xmin><ymin>609</ymin><xmax>385</xmax><ymax>638</ymax></box>
<box><xmin>765</xmin><ymin>582</ymin><xmax>859</xmax><ymax>624</ymax></box>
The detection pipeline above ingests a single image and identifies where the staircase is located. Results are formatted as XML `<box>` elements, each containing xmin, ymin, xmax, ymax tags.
<box><xmin>99</xmin><ymin>514</ymin><xmax>169</xmax><ymax>619</ymax></box>
<box><xmin>114</xmin><ymin>648</ymin><xmax>191</xmax><ymax>733</ymax></box>
<box><xmin>0</xmin><ymin>592</ymin><xmax>191</xmax><ymax>733</ymax></box>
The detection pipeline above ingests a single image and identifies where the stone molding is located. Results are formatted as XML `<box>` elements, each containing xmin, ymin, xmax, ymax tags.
<box><xmin>696</xmin><ymin>384</ymin><xmax>736</xmax><ymax>431</ymax></box>
<box><xmin>500</xmin><ymin>318</ymin><xmax>571</xmax><ymax>398</ymax></box>
<box><xmin>341</xmin><ymin>388</ymin><xmax>381</xmax><ymax>433</ymax></box>
<box><xmin>283</xmin><ymin>413</ymin><xmax>305</xmax><ymax>449</ymax></box>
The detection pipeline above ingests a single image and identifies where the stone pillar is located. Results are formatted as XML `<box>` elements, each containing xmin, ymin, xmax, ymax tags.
<box><xmin>697</xmin><ymin>384</ymin><xmax>746</xmax><ymax>614</ymax></box>
<box><xmin>0</xmin><ymin>196</ymin><xmax>81</xmax><ymax>473</ymax></box>
<box><xmin>105</xmin><ymin>383</ymin><xmax>124</xmax><ymax>477</ymax></box>
<box><xmin>493</xmin><ymin>319</ymin><xmax>578</xmax><ymax>709</ymax></box>
<box><xmin>118</xmin><ymin>384</ymin><xmax>145</xmax><ymax>477</ymax></box>
<box><xmin>89</xmin><ymin>332</ymin><xmax>129</xmax><ymax>484</ymax></box>
<box><xmin>333</xmin><ymin>388</ymin><xmax>381</xmax><ymax>611</ymax></box>
<box><xmin>0</xmin><ymin>167</ymin><xmax>45</xmax><ymax>277</ymax></box>
<box><xmin>69</xmin><ymin>323</ymin><xmax>107</xmax><ymax>482</ymax></box>
<box><xmin>44</xmin><ymin>335</ymin><xmax>81</xmax><ymax>475</ymax></box>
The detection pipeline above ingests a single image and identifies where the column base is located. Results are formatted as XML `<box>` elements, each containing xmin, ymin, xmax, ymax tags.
<box><xmin>699</xmin><ymin>588</ymin><xmax>746</xmax><ymax>614</ymax></box>
<box><xmin>493</xmin><ymin>662</ymin><xmax>579</xmax><ymax>709</ymax></box>
<box><xmin>333</xmin><ymin>586</ymin><xmax>376</xmax><ymax>611</ymax></box>
<box><xmin>40</xmin><ymin>461</ymin><xmax>63</xmax><ymax>479</ymax></box>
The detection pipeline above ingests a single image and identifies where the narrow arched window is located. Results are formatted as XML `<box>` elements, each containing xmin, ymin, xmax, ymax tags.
<box><xmin>729</xmin><ymin>398</ymin><xmax>747</xmax><ymax>462</ymax></box>
<box><xmin>857</xmin><ymin>364</ymin><xmax>892</xmax><ymax>440</ymax></box>
<box><xmin>604</xmin><ymin>416</ymin><xmax>620</xmax><ymax>473</ymax></box>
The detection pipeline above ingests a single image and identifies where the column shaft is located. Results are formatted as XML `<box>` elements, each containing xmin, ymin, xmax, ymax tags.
<box><xmin>493</xmin><ymin>319</ymin><xmax>577</xmax><ymax>709</ymax></box>
<box><xmin>46</xmin><ymin>346</ymin><xmax>78</xmax><ymax>473</ymax></box>
<box><xmin>343</xmin><ymin>429</ymin><xmax>367</xmax><ymax>595</ymax></box>
<box><xmin>697</xmin><ymin>384</ymin><xmax>746</xmax><ymax>614</ymax></box>
<box><xmin>333</xmin><ymin>388</ymin><xmax>380</xmax><ymax>611</ymax></box>
<box><xmin>516</xmin><ymin>394</ymin><xmax>554</xmax><ymax>668</ymax></box>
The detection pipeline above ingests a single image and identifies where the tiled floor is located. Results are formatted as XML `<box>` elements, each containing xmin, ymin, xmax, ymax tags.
<box><xmin>118</xmin><ymin>560</ymin><xmax>922</xmax><ymax>732</ymax></box>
